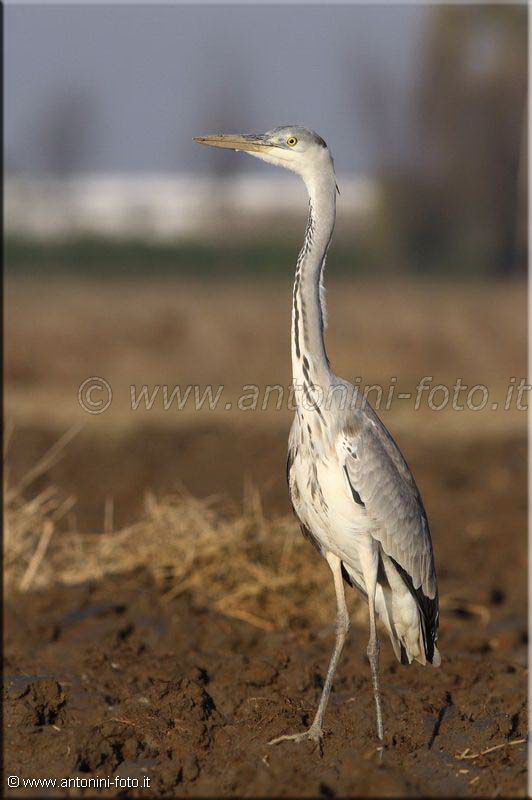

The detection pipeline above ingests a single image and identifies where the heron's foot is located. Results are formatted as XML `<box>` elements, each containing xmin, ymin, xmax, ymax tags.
<box><xmin>268</xmin><ymin>723</ymin><xmax>323</xmax><ymax>748</ymax></box>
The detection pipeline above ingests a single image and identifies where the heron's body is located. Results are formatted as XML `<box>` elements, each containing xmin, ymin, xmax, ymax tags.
<box><xmin>288</xmin><ymin>394</ymin><xmax>438</xmax><ymax>667</ymax></box>
<box><xmin>195</xmin><ymin>125</ymin><xmax>440</xmax><ymax>746</ymax></box>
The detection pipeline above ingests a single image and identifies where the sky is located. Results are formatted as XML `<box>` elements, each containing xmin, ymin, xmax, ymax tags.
<box><xmin>5</xmin><ymin>4</ymin><xmax>429</xmax><ymax>176</ymax></box>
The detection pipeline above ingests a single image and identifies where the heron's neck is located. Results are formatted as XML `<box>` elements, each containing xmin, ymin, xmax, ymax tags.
<box><xmin>291</xmin><ymin>172</ymin><xmax>336</xmax><ymax>391</ymax></box>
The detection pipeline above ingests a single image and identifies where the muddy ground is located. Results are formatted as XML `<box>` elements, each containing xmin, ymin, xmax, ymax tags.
<box><xmin>5</xmin><ymin>427</ymin><xmax>528</xmax><ymax>797</ymax></box>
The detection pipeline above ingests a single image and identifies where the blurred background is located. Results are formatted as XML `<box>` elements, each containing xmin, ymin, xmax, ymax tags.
<box><xmin>4</xmin><ymin>6</ymin><xmax>528</xmax><ymax>795</ymax></box>
<box><xmin>5</xmin><ymin>2</ymin><xmax>527</xmax><ymax>525</ymax></box>
<box><xmin>6</xmin><ymin>4</ymin><xmax>526</xmax><ymax>276</ymax></box>
<box><xmin>5</xmin><ymin>0</ymin><xmax>527</xmax><ymax>519</ymax></box>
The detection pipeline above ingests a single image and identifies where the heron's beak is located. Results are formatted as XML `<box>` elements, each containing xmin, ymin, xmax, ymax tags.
<box><xmin>193</xmin><ymin>134</ymin><xmax>272</xmax><ymax>153</ymax></box>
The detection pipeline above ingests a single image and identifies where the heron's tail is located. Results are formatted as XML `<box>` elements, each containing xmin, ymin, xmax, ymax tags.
<box><xmin>377</xmin><ymin>583</ymin><xmax>440</xmax><ymax>666</ymax></box>
<box><xmin>381</xmin><ymin>588</ymin><xmax>441</xmax><ymax>667</ymax></box>
<box><xmin>376</xmin><ymin>552</ymin><xmax>440</xmax><ymax>667</ymax></box>
<box><xmin>341</xmin><ymin>560</ymin><xmax>441</xmax><ymax>667</ymax></box>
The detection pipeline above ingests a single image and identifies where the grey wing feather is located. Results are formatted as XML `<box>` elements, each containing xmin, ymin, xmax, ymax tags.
<box><xmin>343</xmin><ymin>406</ymin><xmax>437</xmax><ymax>600</ymax></box>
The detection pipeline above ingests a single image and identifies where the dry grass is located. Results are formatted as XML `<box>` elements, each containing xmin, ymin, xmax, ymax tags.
<box><xmin>4</xmin><ymin>431</ymin><xmax>369</xmax><ymax>631</ymax></box>
<box><xmin>4</xmin><ymin>424</ymin><xmax>79</xmax><ymax>594</ymax></box>
<box><xmin>4</xmin><ymin>426</ymin><xmax>514</xmax><ymax>646</ymax></box>
<box><xmin>5</xmin><ymin>465</ymin><xmax>494</xmax><ymax>636</ymax></box>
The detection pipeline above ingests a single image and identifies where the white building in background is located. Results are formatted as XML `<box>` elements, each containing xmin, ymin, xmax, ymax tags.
<box><xmin>5</xmin><ymin>174</ymin><xmax>377</xmax><ymax>241</ymax></box>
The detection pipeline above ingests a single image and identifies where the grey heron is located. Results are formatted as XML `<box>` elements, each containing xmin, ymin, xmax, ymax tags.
<box><xmin>194</xmin><ymin>126</ymin><xmax>440</xmax><ymax>746</ymax></box>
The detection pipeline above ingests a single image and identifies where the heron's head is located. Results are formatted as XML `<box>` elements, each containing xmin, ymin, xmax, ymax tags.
<box><xmin>194</xmin><ymin>125</ymin><xmax>335</xmax><ymax>184</ymax></box>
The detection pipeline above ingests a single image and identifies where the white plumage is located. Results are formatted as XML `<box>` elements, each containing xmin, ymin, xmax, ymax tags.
<box><xmin>195</xmin><ymin>126</ymin><xmax>440</xmax><ymax>747</ymax></box>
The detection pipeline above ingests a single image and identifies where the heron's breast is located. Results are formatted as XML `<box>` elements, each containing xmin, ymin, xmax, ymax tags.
<box><xmin>290</xmin><ymin>441</ymin><xmax>369</xmax><ymax>558</ymax></box>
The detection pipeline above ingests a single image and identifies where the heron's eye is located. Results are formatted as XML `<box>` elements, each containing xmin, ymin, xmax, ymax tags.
<box><xmin>287</xmin><ymin>136</ymin><xmax>298</xmax><ymax>147</ymax></box>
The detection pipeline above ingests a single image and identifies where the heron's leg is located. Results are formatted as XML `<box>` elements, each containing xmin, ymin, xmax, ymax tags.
<box><xmin>361</xmin><ymin>545</ymin><xmax>384</xmax><ymax>741</ymax></box>
<box><xmin>268</xmin><ymin>553</ymin><xmax>349</xmax><ymax>747</ymax></box>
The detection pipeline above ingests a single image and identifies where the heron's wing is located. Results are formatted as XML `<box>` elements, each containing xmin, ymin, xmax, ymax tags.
<box><xmin>342</xmin><ymin>407</ymin><xmax>437</xmax><ymax>600</ymax></box>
